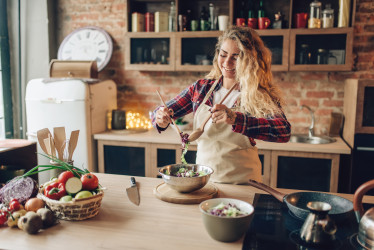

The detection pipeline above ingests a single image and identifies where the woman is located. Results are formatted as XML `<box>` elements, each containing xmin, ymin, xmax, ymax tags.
<box><xmin>152</xmin><ymin>26</ymin><xmax>291</xmax><ymax>184</ymax></box>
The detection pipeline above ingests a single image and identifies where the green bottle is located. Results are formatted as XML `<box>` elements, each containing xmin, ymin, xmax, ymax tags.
<box><xmin>258</xmin><ymin>0</ymin><xmax>265</xmax><ymax>18</ymax></box>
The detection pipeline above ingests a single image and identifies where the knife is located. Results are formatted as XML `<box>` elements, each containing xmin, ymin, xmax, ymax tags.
<box><xmin>126</xmin><ymin>177</ymin><xmax>140</xmax><ymax>206</ymax></box>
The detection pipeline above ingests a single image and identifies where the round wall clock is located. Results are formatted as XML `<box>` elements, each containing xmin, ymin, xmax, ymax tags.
<box><xmin>57</xmin><ymin>26</ymin><xmax>113</xmax><ymax>71</ymax></box>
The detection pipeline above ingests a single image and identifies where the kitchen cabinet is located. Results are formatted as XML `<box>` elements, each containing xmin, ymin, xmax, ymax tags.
<box><xmin>124</xmin><ymin>0</ymin><xmax>355</xmax><ymax>72</ymax></box>
<box><xmin>270</xmin><ymin>150</ymin><xmax>340</xmax><ymax>192</ymax></box>
<box><xmin>94</xmin><ymin>129</ymin><xmax>350</xmax><ymax>192</ymax></box>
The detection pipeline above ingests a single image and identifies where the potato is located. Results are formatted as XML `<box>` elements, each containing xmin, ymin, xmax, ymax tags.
<box><xmin>7</xmin><ymin>210</ymin><xmax>27</xmax><ymax>228</ymax></box>
<box><xmin>25</xmin><ymin>198</ymin><xmax>45</xmax><ymax>212</ymax></box>
<box><xmin>21</xmin><ymin>212</ymin><xmax>43</xmax><ymax>234</ymax></box>
<box><xmin>37</xmin><ymin>208</ymin><xmax>55</xmax><ymax>228</ymax></box>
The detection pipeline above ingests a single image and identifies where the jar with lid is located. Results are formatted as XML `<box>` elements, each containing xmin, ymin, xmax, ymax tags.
<box><xmin>308</xmin><ymin>0</ymin><xmax>322</xmax><ymax>28</ymax></box>
<box><xmin>327</xmin><ymin>52</ymin><xmax>338</xmax><ymax>64</ymax></box>
<box><xmin>317</xmin><ymin>49</ymin><xmax>328</xmax><ymax>64</ymax></box>
<box><xmin>298</xmin><ymin>44</ymin><xmax>311</xmax><ymax>64</ymax></box>
<box><xmin>322</xmin><ymin>4</ymin><xmax>334</xmax><ymax>28</ymax></box>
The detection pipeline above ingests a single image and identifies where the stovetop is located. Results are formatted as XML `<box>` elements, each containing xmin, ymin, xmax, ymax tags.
<box><xmin>242</xmin><ymin>194</ymin><xmax>366</xmax><ymax>250</ymax></box>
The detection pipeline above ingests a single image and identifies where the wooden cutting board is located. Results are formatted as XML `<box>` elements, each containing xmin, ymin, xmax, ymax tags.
<box><xmin>153</xmin><ymin>183</ymin><xmax>219</xmax><ymax>204</ymax></box>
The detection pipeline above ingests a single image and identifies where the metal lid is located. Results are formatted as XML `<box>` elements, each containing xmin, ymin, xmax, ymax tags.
<box><xmin>310</xmin><ymin>0</ymin><xmax>322</xmax><ymax>7</ymax></box>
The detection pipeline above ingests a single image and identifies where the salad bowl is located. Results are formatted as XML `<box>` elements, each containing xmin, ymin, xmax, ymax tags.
<box><xmin>199</xmin><ymin>198</ymin><xmax>254</xmax><ymax>242</ymax></box>
<box><xmin>158</xmin><ymin>164</ymin><xmax>213</xmax><ymax>193</ymax></box>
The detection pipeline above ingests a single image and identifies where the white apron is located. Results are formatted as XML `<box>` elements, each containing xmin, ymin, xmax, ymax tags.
<box><xmin>193</xmin><ymin>81</ymin><xmax>262</xmax><ymax>184</ymax></box>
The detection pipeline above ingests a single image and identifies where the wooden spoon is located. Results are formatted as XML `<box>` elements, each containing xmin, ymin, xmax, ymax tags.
<box><xmin>188</xmin><ymin>82</ymin><xmax>238</xmax><ymax>142</ymax></box>
<box><xmin>156</xmin><ymin>90</ymin><xmax>183</xmax><ymax>138</ymax></box>
<box><xmin>54</xmin><ymin>127</ymin><xmax>66</xmax><ymax>161</ymax></box>
<box><xmin>68</xmin><ymin>130</ymin><xmax>80</xmax><ymax>162</ymax></box>
<box><xmin>37</xmin><ymin>128</ymin><xmax>52</xmax><ymax>155</ymax></box>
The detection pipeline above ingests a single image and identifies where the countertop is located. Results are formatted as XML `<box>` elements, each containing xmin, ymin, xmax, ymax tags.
<box><xmin>94</xmin><ymin>128</ymin><xmax>351</xmax><ymax>154</ymax></box>
<box><xmin>1</xmin><ymin>173</ymin><xmax>372</xmax><ymax>250</ymax></box>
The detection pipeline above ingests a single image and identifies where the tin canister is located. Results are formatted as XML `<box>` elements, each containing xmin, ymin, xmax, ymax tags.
<box><xmin>145</xmin><ymin>12</ymin><xmax>154</xmax><ymax>32</ymax></box>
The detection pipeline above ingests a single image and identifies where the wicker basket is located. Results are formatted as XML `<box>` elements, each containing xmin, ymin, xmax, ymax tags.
<box><xmin>37</xmin><ymin>188</ymin><xmax>104</xmax><ymax>221</ymax></box>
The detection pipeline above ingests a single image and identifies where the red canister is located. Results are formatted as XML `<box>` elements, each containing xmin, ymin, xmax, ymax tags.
<box><xmin>145</xmin><ymin>12</ymin><xmax>154</xmax><ymax>32</ymax></box>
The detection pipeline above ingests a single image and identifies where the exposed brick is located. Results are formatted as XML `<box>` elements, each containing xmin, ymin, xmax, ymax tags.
<box><xmin>322</xmin><ymin>100</ymin><xmax>344</xmax><ymax>107</ymax></box>
<box><xmin>315</xmin><ymin>109</ymin><xmax>333</xmax><ymax>116</ymax></box>
<box><xmin>306</xmin><ymin>91</ymin><xmax>334</xmax><ymax>98</ymax></box>
<box><xmin>300</xmin><ymin>99</ymin><xmax>319</xmax><ymax>107</ymax></box>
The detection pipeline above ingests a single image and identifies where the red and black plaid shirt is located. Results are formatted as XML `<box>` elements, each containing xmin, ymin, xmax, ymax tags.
<box><xmin>151</xmin><ymin>78</ymin><xmax>291</xmax><ymax>145</ymax></box>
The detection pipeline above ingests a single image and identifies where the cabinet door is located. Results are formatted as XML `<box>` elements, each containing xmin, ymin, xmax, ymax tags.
<box><xmin>270</xmin><ymin>151</ymin><xmax>340</xmax><ymax>192</ymax></box>
<box><xmin>125</xmin><ymin>33</ymin><xmax>175</xmax><ymax>71</ymax></box>
<box><xmin>289</xmin><ymin>28</ymin><xmax>353</xmax><ymax>71</ymax></box>
<box><xmin>175</xmin><ymin>31</ymin><xmax>221</xmax><ymax>71</ymax></box>
<box><xmin>257</xmin><ymin>30</ymin><xmax>290</xmax><ymax>71</ymax></box>
<box><xmin>97</xmin><ymin>140</ymin><xmax>151</xmax><ymax>177</ymax></box>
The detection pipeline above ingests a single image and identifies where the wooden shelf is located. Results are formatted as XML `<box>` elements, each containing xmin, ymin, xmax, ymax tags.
<box><xmin>124</xmin><ymin>0</ymin><xmax>356</xmax><ymax>72</ymax></box>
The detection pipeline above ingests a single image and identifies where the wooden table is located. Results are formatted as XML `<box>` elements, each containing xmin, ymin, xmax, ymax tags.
<box><xmin>1</xmin><ymin>173</ymin><xmax>373</xmax><ymax>250</ymax></box>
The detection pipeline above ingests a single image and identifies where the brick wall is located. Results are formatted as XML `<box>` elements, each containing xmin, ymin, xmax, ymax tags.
<box><xmin>55</xmin><ymin>0</ymin><xmax>374</xmax><ymax>135</ymax></box>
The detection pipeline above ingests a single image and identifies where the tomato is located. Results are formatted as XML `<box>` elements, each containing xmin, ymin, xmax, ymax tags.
<box><xmin>58</xmin><ymin>171</ymin><xmax>75</xmax><ymax>184</ymax></box>
<box><xmin>9</xmin><ymin>199</ymin><xmax>20</xmax><ymax>211</ymax></box>
<box><xmin>0</xmin><ymin>212</ymin><xmax>7</xmax><ymax>225</ymax></box>
<box><xmin>80</xmin><ymin>173</ymin><xmax>99</xmax><ymax>190</ymax></box>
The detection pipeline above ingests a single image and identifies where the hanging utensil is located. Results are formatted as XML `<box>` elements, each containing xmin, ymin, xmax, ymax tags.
<box><xmin>188</xmin><ymin>82</ymin><xmax>238</xmax><ymax>142</ymax></box>
<box><xmin>54</xmin><ymin>127</ymin><xmax>66</xmax><ymax>161</ymax></box>
<box><xmin>156</xmin><ymin>90</ymin><xmax>183</xmax><ymax>138</ymax></box>
<box><xmin>68</xmin><ymin>130</ymin><xmax>80</xmax><ymax>162</ymax></box>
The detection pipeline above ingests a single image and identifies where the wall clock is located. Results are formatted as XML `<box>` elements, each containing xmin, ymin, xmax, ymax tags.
<box><xmin>57</xmin><ymin>26</ymin><xmax>113</xmax><ymax>71</ymax></box>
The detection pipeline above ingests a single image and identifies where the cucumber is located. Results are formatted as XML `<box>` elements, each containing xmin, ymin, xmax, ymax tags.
<box><xmin>65</xmin><ymin>177</ymin><xmax>82</xmax><ymax>195</ymax></box>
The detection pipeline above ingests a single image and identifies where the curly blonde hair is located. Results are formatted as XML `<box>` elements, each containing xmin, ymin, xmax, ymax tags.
<box><xmin>206</xmin><ymin>26</ymin><xmax>284</xmax><ymax>118</ymax></box>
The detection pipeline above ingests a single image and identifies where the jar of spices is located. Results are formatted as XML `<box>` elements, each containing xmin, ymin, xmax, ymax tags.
<box><xmin>298</xmin><ymin>44</ymin><xmax>311</xmax><ymax>64</ymax></box>
<box><xmin>322</xmin><ymin>4</ymin><xmax>334</xmax><ymax>28</ymax></box>
<box><xmin>308</xmin><ymin>0</ymin><xmax>322</xmax><ymax>28</ymax></box>
<box><xmin>317</xmin><ymin>49</ymin><xmax>328</xmax><ymax>64</ymax></box>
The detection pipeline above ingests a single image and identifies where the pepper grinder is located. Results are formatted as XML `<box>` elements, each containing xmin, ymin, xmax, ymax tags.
<box><xmin>300</xmin><ymin>201</ymin><xmax>337</xmax><ymax>246</ymax></box>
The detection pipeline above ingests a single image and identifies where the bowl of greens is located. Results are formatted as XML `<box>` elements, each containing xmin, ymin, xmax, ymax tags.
<box><xmin>199</xmin><ymin>198</ymin><xmax>254</xmax><ymax>242</ymax></box>
<box><xmin>158</xmin><ymin>164</ymin><xmax>213</xmax><ymax>193</ymax></box>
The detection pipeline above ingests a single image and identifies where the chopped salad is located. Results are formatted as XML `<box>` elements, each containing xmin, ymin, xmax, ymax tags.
<box><xmin>164</xmin><ymin>167</ymin><xmax>206</xmax><ymax>177</ymax></box>
<box><xmin>207</xmin><ymin>202</ymin><xmax>248</xmax><ymax>217</ymax></box>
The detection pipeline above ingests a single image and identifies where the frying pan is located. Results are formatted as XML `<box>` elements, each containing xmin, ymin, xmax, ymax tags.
<box><xmin>248</xmin><ymin>180</ymin><xmax>353</xmax><ymax>222</ymax></box>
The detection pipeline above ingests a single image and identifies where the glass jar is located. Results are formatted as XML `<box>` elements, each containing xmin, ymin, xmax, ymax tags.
<box><xmin>317</xmin><ymin>49</ymin><xmax>328</xmax><ymax>64</ymax></box>
<box><xmin>327</xmin><ymin>52</ymin><xmax>338</xmax><ymax>64</ymax></box>
<box><xmin>298</xmin><ymin>44</ymin><xmax>311</xmax><ymax>64</ymax></box>
<box><xmin>308</xmin><ymin>0</ymin><xmax>322</xmax><ymax>28</ymax></box>
<box><xmin>322</xmin><ymin>4</ymin><xmax>334</xmax><ymax>28</ymax></box>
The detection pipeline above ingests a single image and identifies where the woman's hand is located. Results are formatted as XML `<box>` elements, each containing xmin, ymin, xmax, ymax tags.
<box><xmin>211</xmin><ymin>104</ymin><xmax>237</xmax><ymax>125</ymax></box>
<box><xmin>155</xmin><ymin>106</ymin><xmax>174</xmax><ymax>128</ymax></box>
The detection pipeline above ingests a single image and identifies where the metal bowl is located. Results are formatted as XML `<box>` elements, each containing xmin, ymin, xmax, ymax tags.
<box><xmin>158</xmin><ymin>164</ymin><xmax>214</xmax><ymax>193</ymax></box>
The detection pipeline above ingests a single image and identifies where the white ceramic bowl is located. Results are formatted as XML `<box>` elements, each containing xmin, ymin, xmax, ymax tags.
<box><xmin>199</xmin><ymin>198</ymin><xmax>254</xmax><ymax>242</ymax></box>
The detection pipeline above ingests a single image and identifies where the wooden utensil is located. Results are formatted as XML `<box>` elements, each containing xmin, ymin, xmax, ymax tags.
<box><xmin>68</xmin><ymin>130</ymin><xmax>80</xmax><ymax>161</ymax></box>
<box><xmin>54</xmin><ymin>127</ymin><xmax>66</xmax><ymax>161</ymax></box>
<box><xmin>37</xmin><ymin>128</ymin><xmax>52</xmax><ymax>155</ymax></box>
<box><xmin>43</xmin><ymin>138</ymin><xmax>52</xmax><ymax>156</ymax></box>
<box><xmin>156</xmin><ymin>90</ymin><xmax>182</xmax><ymax>138</ymax></box>
<box><xmin>188</xmin><ymin>82</ymin><xmax>238</xmax><ymax>142</ymax></box>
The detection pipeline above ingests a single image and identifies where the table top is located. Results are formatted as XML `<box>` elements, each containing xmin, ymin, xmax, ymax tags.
<box><xmin>94</xmin><ymin>128</ymin><xmax>351</xmax><ymax>154</ymax></box>
<box><xmin>1</xmin><ymin>173</ymin><xmax>371</xmax><ymax>250</ymax></box>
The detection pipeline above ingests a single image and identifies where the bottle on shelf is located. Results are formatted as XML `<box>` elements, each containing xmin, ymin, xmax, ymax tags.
<box><xmin>209</xmin><ymin>3</ymin><xmax>216</xmax><ymax>30</ymax></box>
<box><xmin>322</xmin><ymin>4</ymin><xmax>334</xmax><ymax>28</ymax></box>
<box><xmin>308</xmin><ymin>0</ymin><xmax>322</xmax><ymax>29</ymax></box>
<box><xmin>168</xmin><ymin>1</ymin><xmax>177</xmax><ymax>32</ymax></box>
<box><xmin>200</xmin><ymin>6</ymin><xmax>209</xmax><ymax>31</ymax></box>
<box><xmin>298</xmin><ymin>44</ymin><xmax>311</xmax><ymax>64</ymax></box>
<box><xmin>258</xmin><ymin>0</ymin><xmax>265</xmax><ymax>18</ymax></box>
<box><xmin>317</xmin><ymin>48</ymin><xmax>328</xmax><ymax>64</ymax></box>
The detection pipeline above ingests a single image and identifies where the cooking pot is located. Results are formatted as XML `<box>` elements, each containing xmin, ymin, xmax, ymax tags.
<box><xmin>248</xmin><ymin>180</ymin><xmax>353</xmax><ymax>223</ymax></box>
<box><xmin>353</xmin><ymin>179</ymin><xmax>374</xmax><ymax>249</ymax></box>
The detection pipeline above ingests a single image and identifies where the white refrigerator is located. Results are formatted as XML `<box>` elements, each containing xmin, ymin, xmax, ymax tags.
<box><xmin>25</xmin><ymin>78</ymin><xmax>117</xmax><ymax>183</ymax></box>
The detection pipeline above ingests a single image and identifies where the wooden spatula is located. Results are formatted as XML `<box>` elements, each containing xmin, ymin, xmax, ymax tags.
<box><xmin>68</xmin><ymin>130</ymin><xmax>80</xmax><ymax>162</ymax></box>
<box><xmin>54</xmin><ymin>127</ymin><xmax>66</xmax><ymax>161</ymax></box>
<box><xmin>37</xmin><ymin>128</ymin><xmax>52</xmax><ymax>155</ymax></box>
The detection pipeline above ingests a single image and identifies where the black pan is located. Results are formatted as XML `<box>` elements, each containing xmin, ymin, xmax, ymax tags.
<box><xmin>248</xmin><ymin>180</ymin><xmax>353</xmax><ymax>222</ymax></box>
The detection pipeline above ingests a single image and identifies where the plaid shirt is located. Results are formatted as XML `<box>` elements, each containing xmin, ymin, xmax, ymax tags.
<box><xmin>152</xmin><ymin>78</ymin><xmax>291</xmax><ymax>145</ymax></box>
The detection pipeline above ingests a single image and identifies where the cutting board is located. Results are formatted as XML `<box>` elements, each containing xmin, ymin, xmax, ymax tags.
<box><xmin>153</xmin><ymin>183</ymin><xmax>219</xmax><ymax>204</ymax></box>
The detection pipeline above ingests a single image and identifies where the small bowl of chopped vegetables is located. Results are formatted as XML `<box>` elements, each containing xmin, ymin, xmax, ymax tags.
<box><xmin>158</xmin><ymin>164</ymin><xmax>213</xmax><ymax>193</ymax></box>
<box><xmin>199</xmin><ymin>198</ymin><xmax>254</xmax><ymax>242</ymax></box>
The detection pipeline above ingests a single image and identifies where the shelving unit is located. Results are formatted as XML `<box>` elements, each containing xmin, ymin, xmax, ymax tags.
<box><xmin>124</xmin><ymin>0</ymin><xmax>356</xmax><ymax>72</ymax></box>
